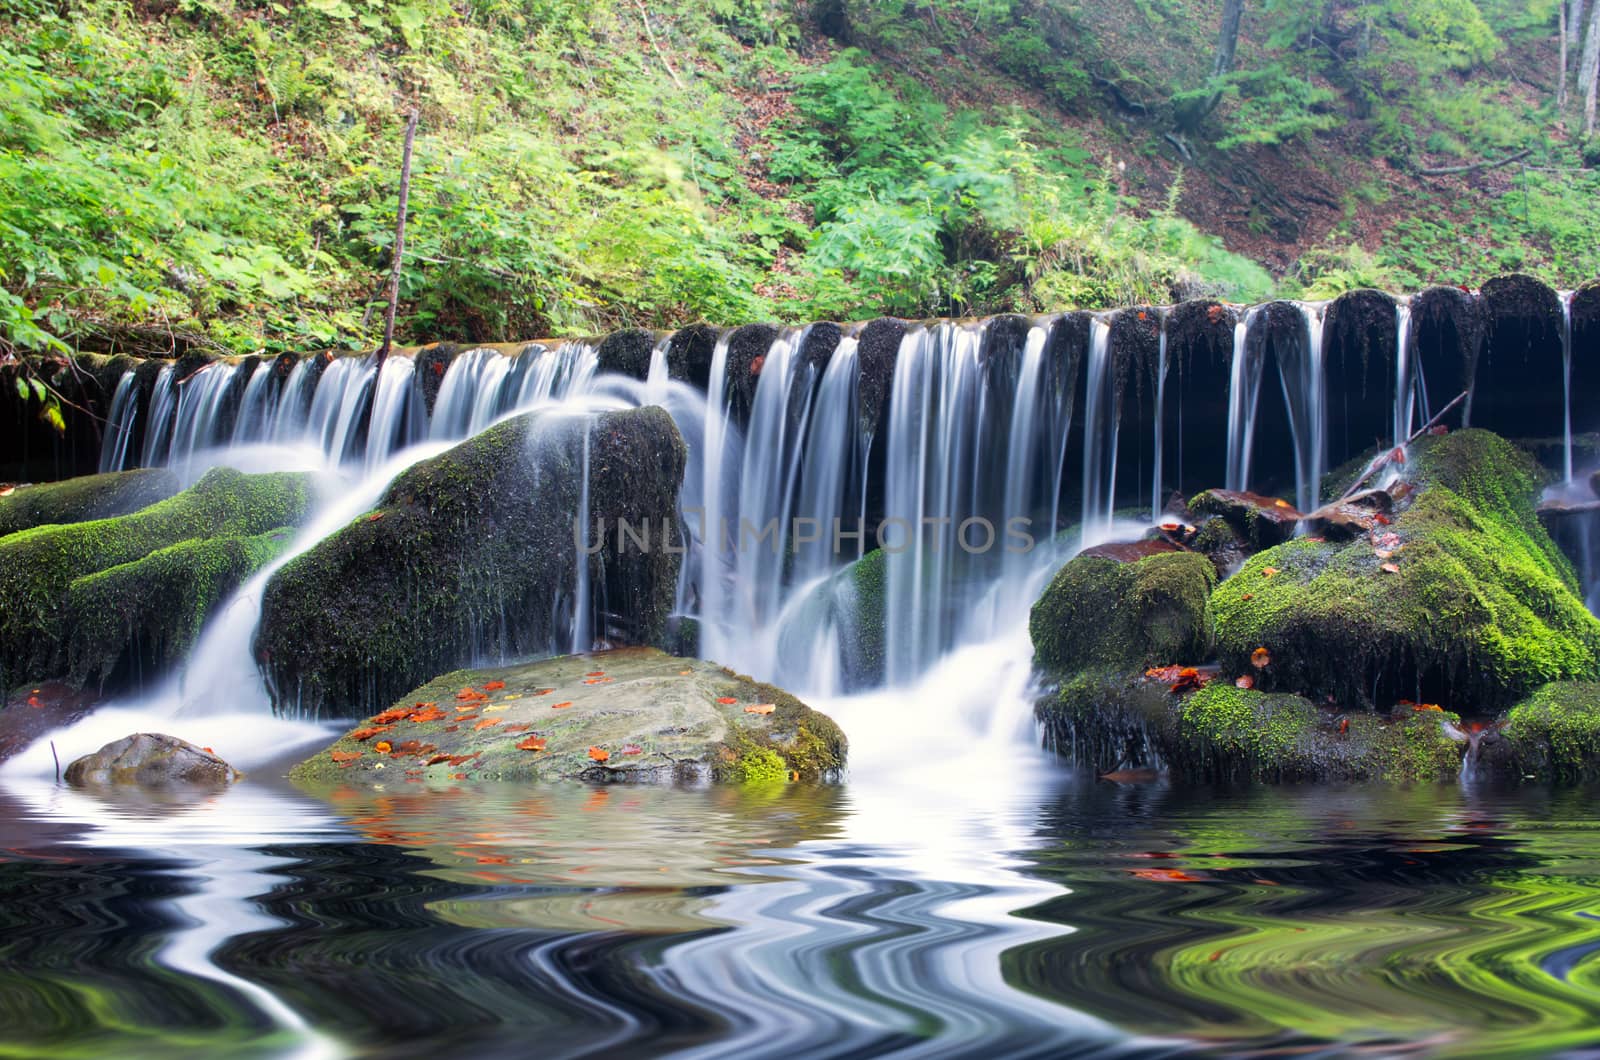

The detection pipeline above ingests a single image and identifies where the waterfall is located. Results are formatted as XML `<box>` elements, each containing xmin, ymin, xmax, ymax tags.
<box><xmin>1561</xmin><ymin>290</ymin><xmax>1575</xmax><ymax>485</ymax></box>
<box><xmin>140</xmin><ymin>365</ymin><xmax>179</xmax><ymax>468</ymax></box>
<box><xmin>1080</xmin><ymin>318</ymin><xmax>1119</xmax><ymax>540</ymax></box>
<box><xmin>1150</xmin><ymin>313</ymin><xmax>1168</xmax><ymax>515</ymax></box>
<box><xmin>231</xmin><ymin>359</ymin><xmax>282</xmax><ymax>445</ymax></box>
<box><xmin>1275</xmin><ymin>302</ymin><xmax>1326</xmax><ymax>512</ymax></box>
<box><xmin>1224</xmin><ymin>309</ymin><xmax>1263</xmax><ymax>493</ymax></box>
<box><xmin>1394</xmin><ymin>302</ymin><xmax>1416</xmax><ymax>444</ymax></box>
<box><xmin>98</xmin><ymin>372</ymin><xmax>139</xmax><ymax>473</ymax></box>
<box><xmin>364</xmin><ymin>356</ymin><xmax>423</xmax><ymax>470</ymax></box>
<box><xmin>168</xmin><ymin>362</ymin><xmax>247</xmax><ymax>469</ymax></box>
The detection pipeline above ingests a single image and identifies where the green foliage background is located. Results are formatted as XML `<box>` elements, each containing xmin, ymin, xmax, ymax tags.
<box><xmin>0</xmin><ymin>0</ymin><xmax>1595</xmax><ymax>356</ymax></box>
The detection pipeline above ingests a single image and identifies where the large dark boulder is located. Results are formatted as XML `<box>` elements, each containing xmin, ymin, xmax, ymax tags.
<box><xmin>256</xmin><ymin>406</ymin><xmax>687</xmax><ymax>717</ymax></box>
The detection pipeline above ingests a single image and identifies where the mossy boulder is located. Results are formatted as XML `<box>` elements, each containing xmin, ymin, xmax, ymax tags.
<box><xmin>1211</xmin><ymin>430</ymin><xmax>1600</xmax><ymax>711</ymax></box>
<box><xmin>289</xmin><ymin>647</ymin><xmax>846</xmax><ymax>787</ymax></box>
<box><xmin>1030</xmin><ymin>551</ymin><xmax>1216</xmax><ymax>676</ymax></box>
<box><xmin>1189</xmin><ymin>488</ymin><xmax>1303</xmax><ymax>549</ymax></box>
<box><xmin>65</xmin><ymin>528</ymin><xmax>297</xmax><ymax>688</ymax></box>
<box><xmin>0</xmin><ymin>469</ymin><xmax>181</xmax><ymax>538</ymax></box>
<box><xmin>1037</xmin><ymin>674</ymin><xmax>1465</xmax><ymax>783</ymax></box>
<box><xmin>773</xmin><ymin>548</ymin><xmax>886</xmax><ymax>691</ymax></box>
<box><xmin>257</xmin><ymin>406</ymin><xmax>686</xmax><ymax>718</ymax></box>
<box><xmin>0</xmin><ymin>468</ymin><xmax>314</xmax><ymax>694</ymax></box>
<box><xmin>1486</xmin><ymin>682</ymin><xmax>1600</xmax><ymax>782</ymax></box>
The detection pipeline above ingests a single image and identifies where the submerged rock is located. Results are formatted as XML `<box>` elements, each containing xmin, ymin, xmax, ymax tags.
<box><xmin>0</xmin><ymin>467</ymin><xmax>314</xmax><ymax>694</ymax></box>
<box><xmin>1030</xmin><ymin>551</ymin><xmax>1216</xmax><ymax>676</ymax></box>
<box><xmin>289</xmin><ymin>647</ymin><xmax>846</xmax><ymax>787</ymax></box>
<box><xmin>65</xmin><ymin>732</ymin><xmax>241</xmax><ymax>788</ymax></box>
<box><xmin>0</xmin><ymin>468</ymin><xmax>181</xmax><ymax>538</ymax></box>
<box><xmin>1038</xmin><ymin>674</ymin><xmax>1465</xmax><ymax>783</ymax></box>
<box><xmin>1211</xmin><ymin>430</ymin><xmax>1600</xmax><ymax>712</ymax></box>
<box><xmin>257</xmin><ymin>406</ymin><xmax>686</xmax><ymax>717</ymax></box>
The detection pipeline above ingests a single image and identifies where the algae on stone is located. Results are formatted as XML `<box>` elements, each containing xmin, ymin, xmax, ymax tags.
<box><xmin>257</xmin><ymin>406</ymin><xmax>686</xmax><ymax>717</ymax></box>
<box><xmin>1030</xmin><ymin>551</ymin><xmax>1217</xmax><ymax>676</ymax></box>
<box><xmin>0</xmin><ymin>467</ymin><xmax>314</xmax><ymax>694</ymax></box>
<box><xmin>0</xmin><ymin>469</ymin><xmax>181</xmax><ymax>538</ymax></box>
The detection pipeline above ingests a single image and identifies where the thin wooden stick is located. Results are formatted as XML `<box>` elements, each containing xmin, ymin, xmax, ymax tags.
<box><xmin>1339</xmin><ymin>390</ymin><xmax>1469</xmax><ymax>501</ymax></box>
<box><xmin>379</xmin><ymin>108</ymin><xmax>419</xmax><ymax>363</ymax></box>
<box><xmin>51</xmin><ymin>740</ymin><xmax>60</xmax><ymax>784</ymax></box>
<box><xmin>634</xmin><ymin>0</ymin><xmax>684</xmax><ymax>90</ymax></box>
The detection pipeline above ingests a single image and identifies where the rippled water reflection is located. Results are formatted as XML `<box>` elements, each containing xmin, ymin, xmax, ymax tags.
<box><xmin>4</xmin><ymin>761</ymin><xmax>1600</xmax><ymax>1058</ymax></box>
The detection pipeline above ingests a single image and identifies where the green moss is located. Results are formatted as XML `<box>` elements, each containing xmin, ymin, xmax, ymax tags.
<box><xmin>0</xmin><ymin>469</ymin><xmax>181</xmax><ymax>539</ymax></box>
<box><xmin>737</xmin><ymin>748</ymin><xmax>789</xmax><ymax>785</ymax></box>
<box><xmin>840</xmin><ymin>548</ymin><xmax>886</xmax><ymax>687</ymax></box>
<box><xmin>714</xmin><ymin>669</ymin><xmax>847</xmax><ymax>782</ymax></box>
<box><xmin>1499</xmin><ymin>682</ymin><xmax>1600</xmax><ymax>782</ymax></box>
<box><xmin>1030</xmin><ymin>550</ymin><xmax>1216</xmax><ymax>676</ymax></box>
<box><xmin>65</xmin><ymin>527</ymin><xmax>296</xmax><ymax>687</ymax></box>
<box><xmin>1211</xmin><ymin>431</ymin><xmax>1600</xmax><ymax>710</ymax></box>
<box><xmin>0</xmin><ymin>468</ymin><xmax>313</xmax><ymax>694</ymax></box>
<box><xmin>257</xmin><ymin>406</ymin><xmax>686</xmax><ymax>717</ymax></box>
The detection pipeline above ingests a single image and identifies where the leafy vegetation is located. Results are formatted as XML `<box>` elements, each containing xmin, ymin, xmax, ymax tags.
<box><xmin>0</xmin><ymin>0</ymin><xmax>1595</xmax><ymax>357</ymax></box>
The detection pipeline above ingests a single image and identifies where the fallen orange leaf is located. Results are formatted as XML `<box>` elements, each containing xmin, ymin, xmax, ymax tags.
<box><xmin>372</xmin><ymin>707</ymin><xmax>412</xmax><ymax>724</ymax></box>
<box><xmin>587</xmin><ymin>746</ymin><xmax>610</xmax><ymax>763</ymax></box>
<box><xmin>551</xmin><ymin>701</ymin><xmax>573</xmax><ymax>709</ymax></box>
<box><xmin>1381</xmin><ymin>562</ymin><xmax>1401</xmax><ymax>574</ymax></box>
<box><xmin>717</xmin><ymin>696</ymin><xmax>738</xmax><ymax>705</ymax></box>
<box><xmin>366</xmin><ymin>512</ymin><xmax>384</xmax><ymax>522</ymax></box>
<box><xmin>744</xmin><ymin>703</ymin><xmax>776</xmax><ymax>715</ymax></box>
<box><xmin>473</xmin><ymin>719</ymin><xmax>500</xmax><ymax>731</ymax></box>
<box><xmin>517</xmin><ymin>736</ymin><xmax>547</xmax><ymax>752</ymax></box>
<box><xmin>1339</xmin><ymin>717</ymin><xmax>1349</xmax><ymax>734</ymax></box>
<box><xmin>1251</xmin><ymin>647</ymin><xmax>1271</xmax><ymax>669</ymax></box>
<box><xmin>484</xmin><ymin>680</ymin><xmax>506</xmax><ymax>691</ymax></box>
<box><xmin>1235</xmin><ymin>674</ymin><xmax>1254</xmax><ymax>689</ymax></box>
<box><xmin>1261</xmin><ymin>566</ymin><xmax>1279</xmax><ymax>578</ymax></box>
<box><xmin>586</xmin><ymin>671</ymin><xmax>605</xmax><ymax>677</ymax></box>
<box><xmin>678</xmin><ymin>669</ymin><xmax>692</xmax><ymax>675</ymax></box>
<box><xmin>374</xmin><ymin>740</ymin><xmax>392</xmax><ymax>753</ymax></box>
<box><xmin>534</xmin><ymin>688</ymin><xmax>554</xmax><ymax>695</ymax></box>
<box><xmin>330</xmin><ymin>751</ymin><xmax>361</xmax><ymax>763</ymax></box>
<box><xmin>202</xmin><ymin>747</ymin><xmax>215</xmax><ymax>754</ymax></box>
<box><xmin>350</xmin><ymin>726</ymin><xmax>392</xmax><ymax>741</ymax></box>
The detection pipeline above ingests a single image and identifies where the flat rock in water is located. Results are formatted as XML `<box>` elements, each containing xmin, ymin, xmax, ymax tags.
<box><xmin>65</xmin><ymin>733</ymin><xmax>241</xmax><ymax>788</ymax></box>
<box><xmin>290</xmin><ymin>647</ymin><xmax>846</xmax><ymax>787</ymax></box>
<box><xmin>1189</xmin><ymin>489</ymin><xmax>1303</xmax><ymax>548</ymax></box>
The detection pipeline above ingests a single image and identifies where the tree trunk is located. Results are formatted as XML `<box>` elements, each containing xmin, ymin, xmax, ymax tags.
<box><xmin>1191</xmin><ymin>0</ymin><xmax>1245</xmax><ymax>122</ymax></box>
<box><xmin>1571</xmin><ymin>0</ymin><xmax>1587</xmax><ymax>44</ymax></box>
<box><xmin>379</xmin><ymin>109</ymin><xmax>419</xmax><ymax>363</ymax></box>
<box><xmin>1560</xmin><ymin>0</ymin><xmax>1569</xmax><ymax>109</ymax></box>
<box><xmin>1583</xmin><ymin>1</ymin><xmax>1600</xmax><ymax>135</ymax></box>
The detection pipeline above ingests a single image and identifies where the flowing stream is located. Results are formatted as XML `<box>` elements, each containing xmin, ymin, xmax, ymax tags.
<box><xmin>5</xmin><ymin>296</ymin><xmax>1600</xmax><ymax>1056</ymax></box>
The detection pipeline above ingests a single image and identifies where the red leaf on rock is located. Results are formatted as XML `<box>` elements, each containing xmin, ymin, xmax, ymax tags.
<box><xmin>717</xmin><ymin>697</ymin><xmax>738</xmax><ymax>705</ymax></box>
<box><xmin>484</xmin><ymin>680</ymin><xmax>506</xmax><ymax>691</ymax></box>
<box><xmin>374</xmin><ymin>740</ymin><xmax>393</xmax><ymax>753</ymax></box>
<box><xmin>586</xmin><ymin>671</ymin><xmax>605</xmax><ymax>677</ymax></box>
<box><xmin>517</xmin><ymin>736</ymin><xmax>547</xmax><ymax>752</ymax></box>
<box><xmin>551</xmin><ymin>701</ymin><xmax>573</xmax><ymax>709</ymax></box>
<box><xmin>330</xmin><ymin>751</ymin><xmax>361</xmax><ymax>763</ymax></box>
<box><xmin>473</xmin><ymin>719</ymin><xmax>500</xmax><ymax>731</ymax></box>
<box><xmin>1339</xmin><ymin>717</ymin><xmax>1349</xmax><ymax>734</ymax></box>
<box><xmin>350</xmin><ymin>726</ymin><xmax>392</xmax><ymax>741</ymax></box>
<box><xmin>587</xmin><ymin>746</ymin><xmax>610</xmax><ymax>762</ymax></box>
<box><xmin>1251</xmin><ymin>647</ymin><xmax>1271</xmax><ymax>669</ymax></box>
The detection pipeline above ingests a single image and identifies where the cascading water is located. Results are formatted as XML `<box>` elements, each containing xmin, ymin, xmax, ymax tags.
<box><xmin>1080</xmin><ymin>318</ymin><xmax>1120</xmax><ymax>540</ymax></box>
<box><xmin>98</xmin><ymin>372</ymin><xmax>138</xmax><ymax>473</ymax></box>
<box><xmin>1224</xmin><ymin>308</ymin><xmax>1263</xmax><ymax>494</ymax></box>
<box><xmin>1561</xmin><ymin>289</ymin><xmax>1574</xmax><ymax>485</ymax></box>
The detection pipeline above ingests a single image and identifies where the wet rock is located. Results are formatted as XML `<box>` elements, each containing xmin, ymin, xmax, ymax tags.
<box><xmin>1189</xmin><ymin>515</ymin><xmax>1249</xmax><ymax>577</ymax></box>
<box><xmin>1591</xmin><ymin>469</ymin><xmax>1600</xmax><ymax>497</ymax></box>
<box><xmin>1188</xmin><ymin>488</ymin><xmax>1303</xmax><ymax>549</ymax></box>
<box><xmin>1300</xmin><ymin>490</ymin><xmax>1393</xmax><ymax>541</ymax></box>
<box><xmin>1211</xmin><ymin>430</ymin><xmax>1600</xmax><ymax>712</ymax></box>
<box><xmin>0</xmin><ymin>468</ymin><xmax>181</xmax><ymax>538</ymax></box>
<box><xmin>667</xmin><ymin>324</ymin><xmax>719</xmax><ymax>388</ymax></box>
<box><xmin>289</xmin><ymin>647</ymin><xmax>845</xmax><ymax>787</ymax></box>
<box><xmin>0</xmin><ymin>468</ymin><xmax>314</xmax><ymax>694</ymax></box>
<box><xmin>257</xmin><ymin>406</ymin><xmax>686</xmax><ymax>718</ymax></box>
<box><xmin>65</xmin><ymin>733</ymin><xmax>241</xmax><ymax>788</ymax></box>
<box><xmin>1030</xmin><ymin>551</ymin><xmax>1216</xmax><ymax>676</ymax></box>
<box><xmin>1080</xmin><ymin>538</ymin><xmax>1182</xmax><ymax>563</ymax></box>
<box><xmin>596</xmin><ymin>327</ymin><xmax>659</xmax><ymax>381</ymax></box>
<box><xmin>1037</xmin><ymin>675</ymin><xmax>1464</xmax><ymax>783</ymax></box>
